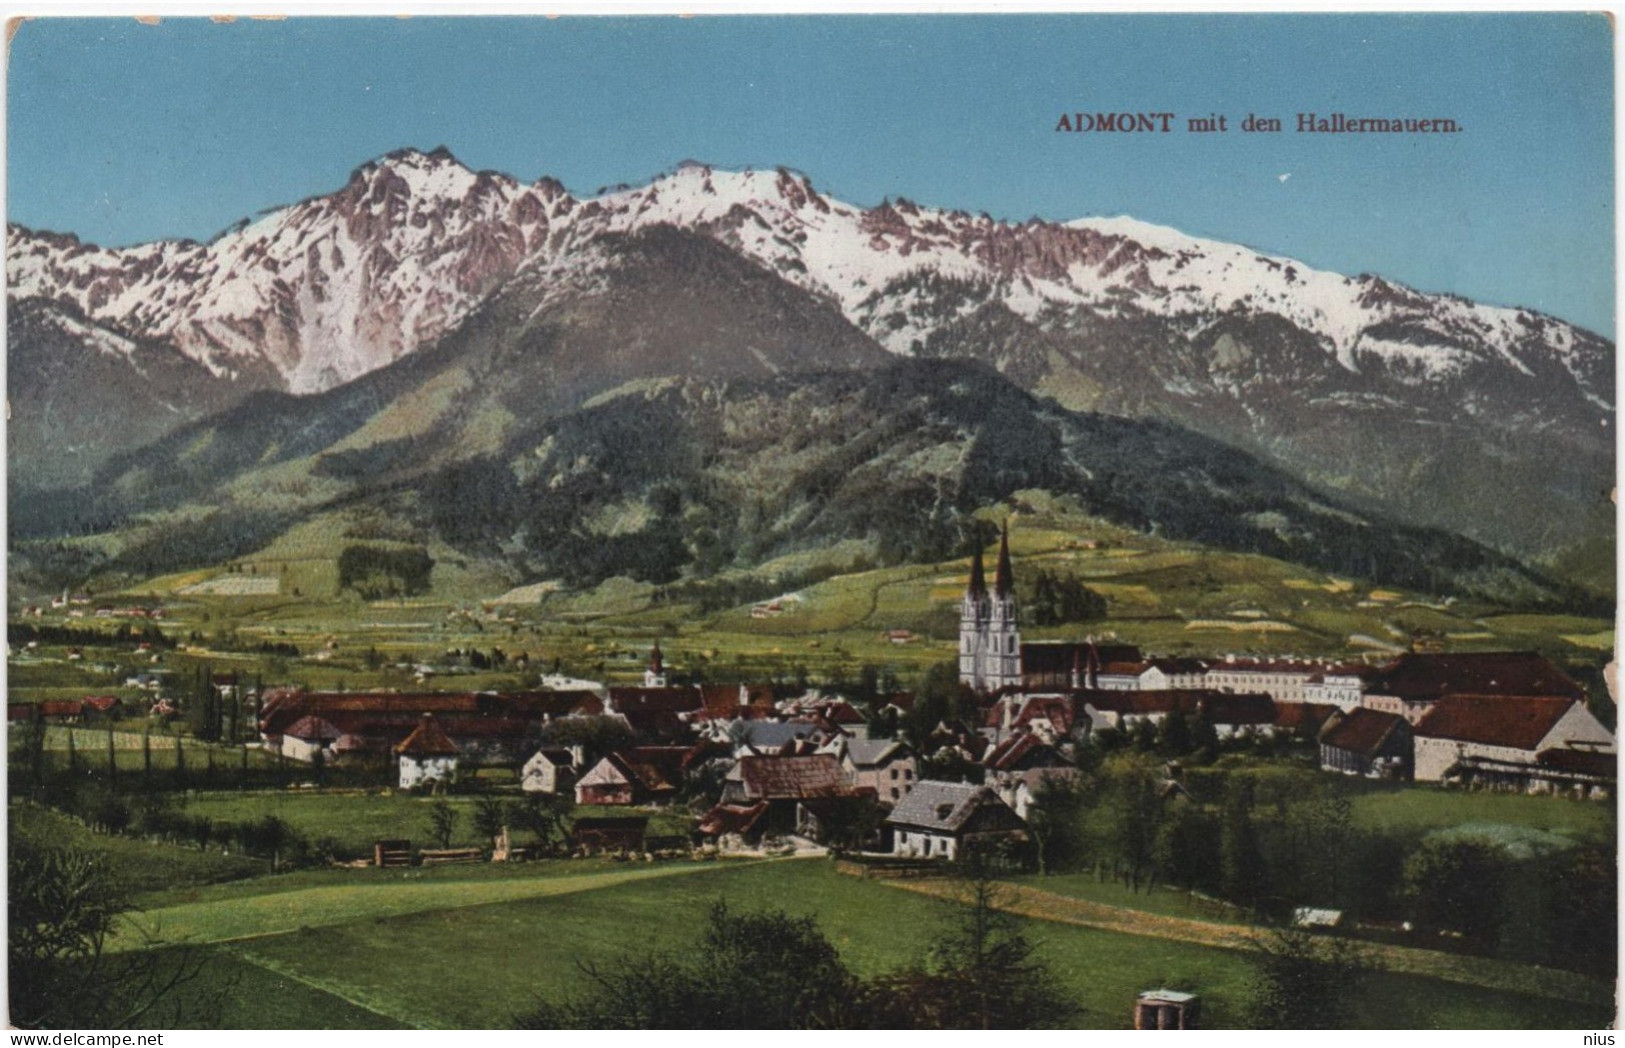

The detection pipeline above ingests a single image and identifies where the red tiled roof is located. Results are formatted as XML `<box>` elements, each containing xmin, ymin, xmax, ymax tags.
<box><xmin>260</xmin><ymin>690</ymin><xmax>593</xmax><ymax>738</ymax></box>
<box><xmin>983</xmin><ymin>733</ymin><xmax>1070</xmax><ymax>772</ymax></box>
<box><xmin>1414</xmin><ymin>694</ymin><xmax>1578</xmax><ymax>750</ymax></box>
<box><xmin>1369</xmin><ymin>653</ymin><xmax>1584</xmax><ymax>703</ymax></box>
<box><xmin>1320</xmin><ymin>708</ymin><xmax>1408</xmax><ymax>756</ymax></box>
<box><xmin>487</xmin><ymin>691</ymin><xmax>604</xmax><ymax>718</ymax></box>
<box><xmin>1274</xmin><ymin>702</ymin><xmax>1342</xmax><ymax>733</ymax></box>
<box><xmin>394</xmin><ymin>713</ymin><xmax>460</xmax><ymax>757</ymax></box>
<box><xmin>1128</xmin><ymin>691</ymin><xmax>1186</xmax><ymax>715</ymax></box>
<box><xmin>1014</xmin><ymin>696</ymin><xmax>1074</xmax><ymax>734</ymax></box>
<box><xmin>81</xmin><ymin>696</ymin><xmax>123</xmax><ymax>712</ymax></box>
<box><xmin>618</xmin><ymin>708</ymin><xmax>690</xmax><ymax>740</ymax></box>
<box><xmin>608</xmin><ymin>747</ymin><xmax>691</xmax><ymax>793</ymax></box>
<box><xmin>737</xmin><ymin>754</ymin><xmax>848</xmax><ymax>799</ymax></box>
<box><xmin>818</xmin><ymin>701</ymin><xmax>868</xmax><ymax>726</ymax></box>
<box><xmin>1020</xmin><ymin>641</ymin><xmax>1143</xmax><ymax>676</ymax></box>
<box><xmin>698</xmin><ymin>801</ymin><xmax>770</xmax><ymax>837</ymax></box>
<box><xmin>699</xmin><ymin>684</ymin><xmax>747</xmax><ymax>718</ymax></box>
<box><xmin>609</xmin><ymin>687</ymin><xmax>703</xmax><ymax>714</ymax></box>
<box><xmin>285</xmin><ymin>715</ymin><xmax>343</xmax><ymax>742</ymax></box>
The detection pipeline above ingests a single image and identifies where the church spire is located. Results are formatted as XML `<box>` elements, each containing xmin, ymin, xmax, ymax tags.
<box><xmin>994</xmin><ymin>520</ymin><xmax>1013</xmax><ymax>598</ymax></box>
<box><xmin>967</xmin><ymin>543</ymin><xmax>988</xmax><ymax>599</ymax></box>
<box><xmin>644</xmin><ymin>640</ymin><xmax>667</xmax><ymax>687</ymax></box>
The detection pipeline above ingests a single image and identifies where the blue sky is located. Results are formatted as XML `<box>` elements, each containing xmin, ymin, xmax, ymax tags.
<box><xmin>7</xmin><ymin>13</ymin><xmax>1615</xmax><ymax>336</ymax></box>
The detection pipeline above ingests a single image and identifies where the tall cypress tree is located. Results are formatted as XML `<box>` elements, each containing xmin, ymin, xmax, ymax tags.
<box><xmin>28</xmin><ymin>706</ymin><xmax>46</xmax><ymax>795</ymax></box>
<box><xmin>1221</xmin><ymin>776</ymin><xmax>1269</xmax><ymax>916</ymax></box>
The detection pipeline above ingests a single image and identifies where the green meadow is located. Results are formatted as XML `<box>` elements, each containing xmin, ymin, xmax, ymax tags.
<box><xmin>99</xmin><ymin>856</ymin><xmax>1610</xmax><ymax>1030</ymax></box>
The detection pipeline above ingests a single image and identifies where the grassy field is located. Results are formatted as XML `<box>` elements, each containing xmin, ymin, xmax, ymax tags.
<box><xmin>114</xmin><ymin>857</ymin><xmax>1610</xmax><ymax>1030</ymax></box>
<box><xmin>112</xmin><ymin>860</ymin><xmax>731</xmax><ymax>953</ymax></box>
<box><xmin>1347</xmin><ymin>783</ymin><xmax>1615</xmax><ymax>841</ymax></box>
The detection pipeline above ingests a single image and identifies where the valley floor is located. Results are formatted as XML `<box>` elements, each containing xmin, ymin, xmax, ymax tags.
<box><xmin>60</xmin><ymin>849</ymin><xmax>1615</xmax><ymax>1030</ymax></box>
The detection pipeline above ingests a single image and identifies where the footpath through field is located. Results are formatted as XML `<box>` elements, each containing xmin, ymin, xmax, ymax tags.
<box><xmin>880</xmin><ymin>877</ymin><xmax>1609</xmax><ymax>1006</ymax></box>
<box><xmin>110</xmin><ymin>860</ymin><xmax>743</xmax><ymax>953</ymax></box>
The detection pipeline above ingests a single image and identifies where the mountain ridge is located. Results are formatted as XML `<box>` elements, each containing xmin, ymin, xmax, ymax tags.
<box><xmin>11</xmin><ymin>146</ymin><xmax>1610</xmax><ymax>401</ymax></box>
<box><xmin>8</xmin><ymin>147</ymin><xmax>1614</xmax><ymax>586</ymax></box>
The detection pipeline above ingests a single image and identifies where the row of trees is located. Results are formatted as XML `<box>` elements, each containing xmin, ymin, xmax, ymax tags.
<box><xmin>1021</xmin><ymin>568</ymin><xmax>1108</xmax><ymax>627</ymax></box>
<box><xmin>336</xmin><ymin>544</ymin><xmax>434</xmax><ymax>599</ymax></box>
<box><xmin>428</xmin><ymin>792</ymin><xmax>578</xmax><ymax>853</ymax></box>
<box><xmin>1025</xmin><ymin>755</ymin><xmax>1617</xmax><ymax>970</ymax></box>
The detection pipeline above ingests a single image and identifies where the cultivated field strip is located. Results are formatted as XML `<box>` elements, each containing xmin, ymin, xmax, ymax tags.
<box><xmin>110</xmin><ymin>860</ymin><xmax>743</xmax><ymax>952</ymax></box>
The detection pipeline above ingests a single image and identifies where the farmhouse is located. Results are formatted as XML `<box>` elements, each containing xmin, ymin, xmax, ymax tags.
<box><xmin>281</xmin><ymin>715</ymin><xmax>343</xmax><ymax>762</ymax></box>
<box><xmin>983</xmin><ymin>733</ymin><xmax>1078</xmax><ymax>817</ymax></box>
<box><xmin>886</xmin><ymin>781</ymin><xmax>1028</xmax><ymax>861</ymax></box>
<box><xmin>721</xmin><ymin>753</ymin><xmax>868</xmax><ymax>836</ymax></box>
<box><xmin>394</xmin><ymin>713</ymin><xmax>460</xmax><ymax>789</ymax></box>
<box><xmin>1412</xmin><ymin>694</ymin><xmax>1614</xmax><ymax>792</ymax></box>
<box><xmin>1005</xmin><ymin>694</ymin><xmax>1083</xmax><ymax>743</ymax></box>
<box><xmin>1273</xmin><ymin>701</ymin><xmax>1342</xmax><ymax>740</ymax></box>
<box><xmin>520</xmin><ymin>747</ymin><xmax>580</xmax><ymax>794</ymax></box>
<box><xmin>1318</xmin><ymin>708</ymin><xmax>1412</xmax><ymax>779</ymax></box>
<box><xmin>696</xmin><ymin>800</ymin><xmax>771</xmax><ymax>850</ymax></box>
<box><xmin>822</xmin><ymin>737</ymin><xmax>917</xmax><ymax>804</ymax></box>
<box><xmin>574</xmin><ymin>747</ymin><xmax>691</xmax><ymax>806</ymax></box>
<box><xmin>722</xmin><ymin>753</ymin><xmax>848</xmax><ymax>804</ymax></box>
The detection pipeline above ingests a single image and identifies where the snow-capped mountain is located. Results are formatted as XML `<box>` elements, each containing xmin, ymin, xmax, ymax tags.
<box><xmin>7</xmin><ymin>147</ymin><xmax>1614</xmax><ymax>578</ymax></box>
<box><xmin>10</xmin><ymin>147</ymin><xmax>1611</xmax><ymax>405</ymax></box>
<box><xmin>9</xmin><ymin>148</ymin><xmax>575</xmax><ymax>393</ymax></box>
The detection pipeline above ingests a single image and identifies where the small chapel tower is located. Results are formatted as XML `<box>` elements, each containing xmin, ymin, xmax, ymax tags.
<box><xmin>959</xmin><ymin>522</ymin><xmax>1022</xmax><ymax>692</ymax></box>
<box><xmin>644</xmin><ymin>641</ymin><xmax>668</xmax><ymax>688</ymax></box>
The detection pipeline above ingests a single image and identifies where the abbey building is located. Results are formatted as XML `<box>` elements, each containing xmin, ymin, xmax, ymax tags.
<box><xmin>958</xmin><ymin>524</ymin><xmax>1022</xmax><ymax>692</ymax></box>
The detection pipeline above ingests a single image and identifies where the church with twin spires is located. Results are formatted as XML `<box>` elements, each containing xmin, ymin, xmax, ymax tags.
<box><xmin>959</xmin><ymin>523</ymin><xmax>1023</xmax><ymax>692</ymax></box>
